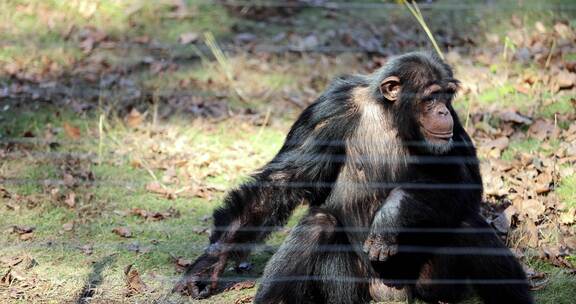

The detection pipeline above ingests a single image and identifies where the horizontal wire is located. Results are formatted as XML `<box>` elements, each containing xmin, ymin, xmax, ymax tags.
<box><xmin>206</xmin><ymin>0</ymin><xmax>576</xmax><ymax>10</ymax></box>
<box><xmin>0</xmin><ymin>241</ymin><xmax>517</xmax><ymax>256</ymax></box>
<box><xmin>244</xmin><ymin>276</ymin><xmax>529</xmax><ymax>285</ymax></box>
<box><xmin>0</xmin><ymin>178</ymin><xmax>482</xmax><ymax>189</ymax></box>
<box><xmin>0</xmin><ymin>151</ymin><xmax>482</xmax><ymax>165</ymax></box>
<box><xmin>210</xmin><ymin>226</ymin><xmax>499</xmax><ymax>233</ymax></box>
<box><xmin>0</xmin><ymin>137</ymin><xmax>479</xmax><ymax>149</ymax></box>
<box><xmin>1</xmin><ymin>225</ymin><xmax>505</xmax><ymax>234</ymax></box>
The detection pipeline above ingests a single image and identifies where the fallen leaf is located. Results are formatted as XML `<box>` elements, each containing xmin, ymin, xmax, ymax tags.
<box><xmin>521</xmin><ymin>199</ymin><xmax>545</xmax><ymax>221</ymax></box>
<box><xmin>124</xmin><ymin>265</ymin><xmax>148</xmax><ymax>296</ymax></box>
<box><xmin>0</xmin><ymin>269</ymin><xmax>24</xmax><ymax>286</ymax></box>
<box><xmin>225</xmin><ymin>280</ymin><xmax>256</xmax><ymax>292</ymax></box>
<box><xmin>131</xmin><ymin>207</ymin><xmax>180</xmax><ymax>221</ymax></box>
<box><xmin>235</xmin><ymin>296</ymin><xmax>255</xmax><ymax>304</ymax></box>
<box><xmin>62</xmin><ymin>221</ymin><xmax>74</xmax><ymax>231</ymax></box>
<box><xmin>113</xmin><ymin>227</ymin><xmax>133</xmax><ymax>238</ymax></box>
<box><xmin>490</xmin><ymin>137</ymin><xmax>510</xmax><ymax>151</ymax></box>
<box><xmin>145</xmin><ymin>181</ymin><xmax>175</xmax><ymax>199</ymax></box>
<box><xmin>499</xmin><ymin>111</ymin><xmax>533</xmax><ymax>125</ymax></box>
<box><xmin>19</xmin><ymin>232</ymin><xmax>34</xmax><ymax>241</ymax></box>
<box><xmin>11</xmin><ymin>225</ymin><xmax>35</xmax><ymax>234</ymax></box>
<box><xmin>178</xmin><ymin>32</ymin><xmax>199</xmax><ymax>45</ymax></box>
<box><xmin>126</xmin><ymin>242</ymin><xmax>152</xmax><ymax>254</ymax></box>
<box><xmin>0</xmin><ymin>256</ymin><xmax>23</xmax><ymax>267</ymax></box>
<box><xmin>80</xmin><ymin>244</ymin><xmax>93</xmax><ymax>255</ymax></box>
<box><xmin>63</xmin><ymin>173</ymin><xmax>75</xmax><ymax>187</ymax></box>
<box><xmin>64</xmin><ymin>192</ymin><xmax>76</xmax><ymax>208</ymax></box>
<box><xmin>528</xmin><ymin>120</ymin><xmax>555</xmax><ymax>140</ymax></box>
<box><xmin>559</xmin><ymin>209</ymin><xmax>575</xmax><ymax>225</ymax></box>
<box><xmin>555</xmin><ymin>70</ymin><xmax>576</xmax><ymax>89</ymax></box>
<box><xmin>125</xmin><ymin>108</ymin><xmax>145</xmax><ymax>128</ymax></box>
<box><xmin>63</xmin><ymin>122</ymin><xmax>81</xmax><ymax>140</ymax></box>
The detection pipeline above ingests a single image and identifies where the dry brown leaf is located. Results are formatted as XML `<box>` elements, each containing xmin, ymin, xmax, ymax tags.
<box><xmin>555</xmin><ymin>70</ymin><xmax>576</xmax><ymax>89</ymax></box>
<box><xmin>19</xmin><ymin>232</ymin><xmax>34</xmax><ymax>241</ymax></box>
<box><xmin>178</xmin><ymin>32</ymin><xmax>199</xmax><ymax>44</ymax></box>
<box><xmin>564</xmin><ymin>236</ymin><xmax>576</xmax><ymax>250</ymax></box>
<box><xmin>63</xmin><ymin>122</ymin><xmax>81</xmax><ymax>140</ymax></box>
<box><xmin>483</xmin><ymin>174</ymin><xmax>507</xmax><ymax>197</ymax></box>
<box><xmin>235</xmin><ymin>296</ymin><xmax>255</xmax><ymax>304</ymax></box>
<box><xmin>515</xmin><ymin>84</ymin><xmax>531</xmax><ymax>95</ymax></box>
<box><xmin>80</xmin><ymin>244</ymin><xmax>93</xmax><ymax>255</ymax></box>
<box><xmin>124</xmin><ymin>265</ymin><xmax>148</xmax><ymax>296</ymax></box>
<box><xmin>131</xmin><ymin>207</ymin><xmax>180</xmax><ymax>221</ymax></box>
<box><xmin>145</xmin><ymin>181</ymin><xmax>176</xmax><ymax>199</ymax></box>
<box><xmin>11</xmin><ymin>225</ymin><xmax>35</xmax><ymax>234</ymax></box>
<box><xmin>113</xmin><ymin>227</ymin><xmax>133</xmax><ymax>238</ymax></box>
<box><xmin>525</xmin><ymin>220</ymin><xmax>539</xmax><ymax>248</ymax></box>
<box><xmin>491</xmin><ymin>159</ymin><xmax>514</xmax><ymax>172</ymax></box>
<box><xmin>521</xmin><ymin>199</ymin><xmax>546</xmax><ymax>221</ymax></box>
<box><xmin>499</xmin><ymin>111</ymin><xmax>533</xmax><ymax>125</ymax></box>
<box><xmin>528</xmin><ymin>120</ymin><xmax>555</xmax><ymax>140</ymax></box>
<box><xmin>63</xmin><ymin>173</ymin><xmax>75</xmax><ymax>187</ymax></box>
<box><xmin>0</xmin><ymin>269</ymin><xmax>24</xmax><ymax>286</ymax></box>
<box><xmin>64</xmin><ymin>192</ymin><xmax>76</xmax><ymax>208</ymax></box>
<box><xmin>225</xmin><ymin>280</ymin><xmax>256</xmax><ymax>292</ymax></box>
<box><xmin>62</xmin><ymin>221</ymin><xmax>74</xmax><ymax>231</ymax></box>
<box><xmin>125</xmin><ymin>108</ymin><xmax>145</xmax><ymax>128</ymax></box>
<box><xmin>554</xmin><ymin>22</ymin><xmax>573</xmax><ymax>39</ymax></box>
<box><xmin>559</xmin><ymin>209</ymin><xmax>576</xmax><ymax>225</ymax></box>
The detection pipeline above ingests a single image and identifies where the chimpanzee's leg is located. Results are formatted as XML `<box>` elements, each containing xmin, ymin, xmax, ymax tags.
<box><xmin>255</xmin><ymin>208</ymin><xmax>373</xmax><ymax>304</ymax></box>
<box><xmin>174</xmin><ymin>82</ymin><xmax>358</xmax><ymax>298</ymax></box>
<box><xmin>412</xmin><ymin>215</ymin><xmax>533</xmax><ymax>304</ymax></box>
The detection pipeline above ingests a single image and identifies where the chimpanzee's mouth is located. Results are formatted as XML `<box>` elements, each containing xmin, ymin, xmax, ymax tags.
<box><xmin>422</xmin><ymin>128</ymin><xmax>453</xmax><ymax>141</ymax></box>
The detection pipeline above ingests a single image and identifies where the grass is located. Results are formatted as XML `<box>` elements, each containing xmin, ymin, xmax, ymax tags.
<box><xmin>1</xmin><ymin>0</ymin><xmax>575</xmax><ymax>303</ymax></box>
<box><xmin>0</xmin><ymin>103</ymin><xmax>289</xmax><ymax>303</ymax></box>
<box><xmin>2</xmin><ymin>100</ymin><xmax>576</xmax><ymax>303</ymax></box>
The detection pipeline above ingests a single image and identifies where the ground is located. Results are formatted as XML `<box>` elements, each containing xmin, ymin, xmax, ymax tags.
<box><xmin>0</xmin><ymin>1</ymin><xmax>575</xmax><ymax>303</ymax></box>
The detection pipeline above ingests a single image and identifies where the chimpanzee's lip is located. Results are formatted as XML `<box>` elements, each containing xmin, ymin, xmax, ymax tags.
<box><xmin>423</xmin><ymin>129</ymin><xmax>453</xmax><ymax>140</ymax></box>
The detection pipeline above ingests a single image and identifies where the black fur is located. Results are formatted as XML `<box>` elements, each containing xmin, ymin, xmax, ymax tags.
<box><xmin>175</xmin><ymin>52</ymin><xmax>533</xmax><ymax>304</ymax></box>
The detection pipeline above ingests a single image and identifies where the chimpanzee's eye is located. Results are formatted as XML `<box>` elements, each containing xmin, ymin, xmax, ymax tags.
<box><xmin>424</xmin><ymin>98</ymin><xmax>436</xmax><ymax>108</ymax></box>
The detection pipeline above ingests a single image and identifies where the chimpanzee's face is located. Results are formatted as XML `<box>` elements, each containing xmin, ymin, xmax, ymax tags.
<box><xmin>416</xmin><ymin>82</ymin><xmax>458</xmax><ymax>154</ymax></box>
<box><xmin>379</xmin><ymin>74</ymin><xmax>459</xmax><ymax>155</ymax></box>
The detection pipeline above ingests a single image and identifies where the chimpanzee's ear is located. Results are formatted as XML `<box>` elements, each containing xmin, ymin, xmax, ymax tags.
<box><xmin>379</xmin><ymin>76</ymin><xmax>401</xmax><ymax>102</ymax></box>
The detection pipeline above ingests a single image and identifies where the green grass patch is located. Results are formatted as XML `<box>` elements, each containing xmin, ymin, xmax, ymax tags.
<box><xmin>557</xmin><ymin>173</ymin><xmax>576</xmax><ymax>209</ymax></box>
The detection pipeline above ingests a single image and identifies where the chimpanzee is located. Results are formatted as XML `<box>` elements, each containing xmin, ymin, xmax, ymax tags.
<box><xmin>173</xmin><ymin>51</ymin><xmax>533</xmax><ymax>304</ymax></box>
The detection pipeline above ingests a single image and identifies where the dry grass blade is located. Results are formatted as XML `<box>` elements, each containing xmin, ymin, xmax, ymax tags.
<box><xmin>204</xmin><ymin>32</ymin><xmax>249</xmax><ymax>102</ymax></box>
<box><xmin>399</xmin><ymin>0</ymin><xmax>444</xmax><ymax>60</ymax></box>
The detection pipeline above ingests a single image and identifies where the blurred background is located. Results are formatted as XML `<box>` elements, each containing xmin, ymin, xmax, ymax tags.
<box><xmin>0</xmin><ymin>0</ymin><xmax>575</xmax><ymax>303</ymax></box>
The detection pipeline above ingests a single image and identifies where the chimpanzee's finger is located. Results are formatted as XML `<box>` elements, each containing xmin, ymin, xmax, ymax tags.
<box><xmin>188</xmin><ymin>281</ymin><xmax>200</xmax><ymax>299</ymax></box>
<box><xmin>363</xmin><ymin>238</ymin><xmax>373</xmax><ymax>253</ymax></box>
<box><xmin>197</xmin><ymin>285</ymin><xmax>212</xmax><ymax>299</ymax></box>
<box><xmin>369</xmin><ymin>243</ymin><xmax>381</xmax><ymax>261</ymax></box>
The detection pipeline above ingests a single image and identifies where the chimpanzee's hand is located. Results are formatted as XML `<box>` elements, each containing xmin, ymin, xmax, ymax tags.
<box><xmin>363</xmin><ymin>233</ymin><xmax>398</xmax><ymax>262</ymax></box>
<box><xmin>173</xmin><ymin>244</ymin><xmax>227</xmax><ymax>299</ymax></box>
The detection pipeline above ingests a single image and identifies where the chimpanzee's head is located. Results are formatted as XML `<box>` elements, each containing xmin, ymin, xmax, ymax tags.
<box><xmin>372</xmin><ymin>51</ymin><xmax>460</xmax><ymax>155</ymax></box>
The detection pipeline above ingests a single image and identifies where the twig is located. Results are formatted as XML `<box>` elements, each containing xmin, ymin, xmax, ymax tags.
<box><xmin>98</xmin><ymin>114</ymin><xmax>105</xmax><ymax>164</ymax></box>
<box><xmin>544</xmin><ymin>39</ymin><xmax>556</xmax><ymax>69</ymax></box>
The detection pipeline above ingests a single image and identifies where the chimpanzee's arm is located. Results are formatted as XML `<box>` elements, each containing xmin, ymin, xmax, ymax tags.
<box><xmin>364</xmin><ymin>183</ymin><xmax>479</xmax><ymax>262</ymax></box>
<box><xmin>174</xmin><ymin>76</ymin><xmax>363</xmax><ymax>298</ymax></box>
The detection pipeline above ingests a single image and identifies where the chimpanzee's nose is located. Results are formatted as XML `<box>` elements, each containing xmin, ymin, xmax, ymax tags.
<box><xmin>437</xmin><ymin>108</ymin><xmax>449</xmax><ymax>116</ymax></box>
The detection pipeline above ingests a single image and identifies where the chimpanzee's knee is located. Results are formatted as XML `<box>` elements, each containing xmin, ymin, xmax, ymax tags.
<box><xmin>255</xmin><ymin>209</ymin><xmax>371</xmax><ymax>304</ymax></box>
